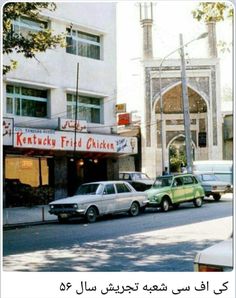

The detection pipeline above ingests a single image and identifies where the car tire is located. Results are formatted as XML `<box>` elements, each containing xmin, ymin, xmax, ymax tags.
<box><xmin>58</xmin><ymin>215</ymin><xmax>69</xmax><ymax>224</ymax></box>
<box><xmin>213</xmin><ymin>194</ymin><xmax>221</xmax><ymax>201</ymax></box>
<box><xmin>129</xmin><ymin>202</ymin><xmax>140</xmax><ymax>216</ymax></box>
<box><xmin>86</xmin><ymin>206</ymin><xmax>98</xmax><ymax>223</ymax></box>
<box><xmin>161</xmin><ymin>198</ymin><xmax>170</xmax><ymax>212</ymax></box>
<box><xmin>193</xmin><ymin>197</ymin><xmax>203</xmax><ymax>208</ymax></box>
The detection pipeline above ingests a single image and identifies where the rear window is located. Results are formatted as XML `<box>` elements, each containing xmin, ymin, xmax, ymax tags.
<box><xmin>119</xmin><ymin>173</ymin><xmax>130</xmax><ymax>180</ymax></box>
<box><xmin>116</xmin><ymin>183</ymin><xmax>131</xmax><ymax>193</ymax></box>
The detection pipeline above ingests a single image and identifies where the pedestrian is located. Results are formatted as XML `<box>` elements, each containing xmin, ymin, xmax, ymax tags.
<box><xmin>181</xmin><ymin>163</ymin><xmax>187</xmax><ymax>173</ymax></box>
<box><xmin>162</xmin><ymin>167</ymin><xmax>169</xmax><ymax>176</ymax></box>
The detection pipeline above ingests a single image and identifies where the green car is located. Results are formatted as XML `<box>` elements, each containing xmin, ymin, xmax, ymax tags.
<box><xmin>145</xmin><ymin>174</ymin><xmax>205</xmax><ymax>212</ymax></box>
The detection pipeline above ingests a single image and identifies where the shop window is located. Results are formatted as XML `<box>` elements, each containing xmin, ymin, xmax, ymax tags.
<box><xmin>6</xmin><ymin>85</ymin><xmax>48</xmax><ymax>118</ymax></box>
<box><xmin>5</xmin><ymin>156</ymin><xmax>53</xmax><ymax>207</ymax></box>
<box><xmin>67</xmin><ymin>93</ymin><xmax>102</xmax><ymax>124</ymax></box>
<box><xmin>66</xmin><ymin>28</ymin><xmax>101</xmax><ymax>60</ymax></box>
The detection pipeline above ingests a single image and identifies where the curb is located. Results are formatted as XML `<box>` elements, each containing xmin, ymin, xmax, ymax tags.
<box><xmin>3</xmin><ymin>219</ymin><xmax>57</xmax><ymax>230</ymax></box>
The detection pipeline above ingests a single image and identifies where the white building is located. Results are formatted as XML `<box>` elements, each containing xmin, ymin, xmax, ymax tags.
<box><xmin>2</xmin><ymin>3</ymin><xmax>137</xmax><ymax>206</ymax></box>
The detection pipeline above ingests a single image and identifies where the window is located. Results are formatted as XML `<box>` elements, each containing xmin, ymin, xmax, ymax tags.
<box><xmin>66</xmin><ymin>28</ymin><xmax>101</xmax><ymax>59</ymax></box>
<box><xmin>183</xmin><ymin>176</ymin><xmax>194</xmax><ymax>185</ymax></box>
<box><xmin>104</xmin><ymin>184</ymin><xmax>115</xmax><ymax>195</ymax></box>
<box><xmin>67</xmin><ymin>93</ymin><xmax>102</xmax><ymax>123</ymax></box>
<box><xmin>6</xmin><ymin>85</ymin><xmax>47</xmax><ymax>118</ymax></box>
<box><xmin>173</xmin><ymin>177</ymin><xmax>183</xmax><ymax>187</ymax></box>
<box><xmin>13</xmin><ymin>16</ymin><xmax>47</xmax><ymax>37</ymax></box>
<box><xmin>116</xmin><ymin>183</ymin><xmax>131</xmax><ymax>193</ymax></box>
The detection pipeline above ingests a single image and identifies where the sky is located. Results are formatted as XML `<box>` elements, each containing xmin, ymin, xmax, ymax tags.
<box><xmin>117</xmin><ymin>1</ymin><xmax>233</xmax><ymax>113</ymax></box>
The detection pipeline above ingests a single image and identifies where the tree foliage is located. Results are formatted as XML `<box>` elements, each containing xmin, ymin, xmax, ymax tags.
<box><xmin>3</xmin><ymin>2</ymin><xmax>66</xmax><ymax>74</ymax></box>
<box><xmin>192</xmin><ymin>2</ymin><xmax>233</xmax><ymax>22</ymax></box>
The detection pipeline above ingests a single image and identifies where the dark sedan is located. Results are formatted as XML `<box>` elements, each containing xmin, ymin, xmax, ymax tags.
<box><xmin>196</xmin><ymin>173</ymin><xmax>232</xmax><ymax>201</ymax></box>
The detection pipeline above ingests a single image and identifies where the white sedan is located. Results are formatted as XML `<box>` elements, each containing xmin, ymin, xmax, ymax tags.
<box><xmin>194</xmin><ymin>236</ymin><xmax>233</xmax><ymax>272</ymax></box>
<box><xmin>49</xmin><ymin>181</ymin><xmax>148</xmax><ymax>223</ymax></box>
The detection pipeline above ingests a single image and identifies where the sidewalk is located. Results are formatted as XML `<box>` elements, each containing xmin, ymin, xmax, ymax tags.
<box><xmin>3</xmin><ymin>205</ymin><xmax>57</xmax><ymax>228</ymax></box>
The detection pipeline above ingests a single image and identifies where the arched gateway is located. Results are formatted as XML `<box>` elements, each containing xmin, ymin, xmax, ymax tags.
<box><xmin>141</xmin><ymin>61</ymin><xmax>222</xmax><ymax>177</ymax></box>
<box><xmin>154</xmin><ymin>82</ymin><xmax>208</xmax><ymax>173</ymax></box>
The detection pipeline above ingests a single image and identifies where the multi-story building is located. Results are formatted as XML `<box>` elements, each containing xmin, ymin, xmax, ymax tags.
<box><xmin>2</xmin><ymin>3</ymin><xmax>137</xmax><ymax>207</ymax></box>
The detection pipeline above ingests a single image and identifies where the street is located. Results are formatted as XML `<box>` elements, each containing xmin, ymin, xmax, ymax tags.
<box><xmin>3</xmin><ymin>194</ymin><xmax>233</xmax><ymax>272</ymax></box>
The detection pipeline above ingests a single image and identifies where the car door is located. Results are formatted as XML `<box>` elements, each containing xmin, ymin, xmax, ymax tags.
<box><xmin>171</xmin><ymin>177</ymin><xmax>185</xmax><ymax>204</ymax></box>
<box><xmin>101</xmin><ymin>183</ymin><xmax>117</xmax><ymax>214</ymax></box>
<box><xmin>115</xmin><ymin>182</ymin><xmax>133</xmax><ymax>211</ymax></box>
<box><xmin>182</xmin><ymin>175</ymin><xmax>195</xmax><ymax>201</ymax></box>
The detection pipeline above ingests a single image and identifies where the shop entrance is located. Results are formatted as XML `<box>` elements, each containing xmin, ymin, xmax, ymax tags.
<box><xmin>67</xmin><ymin>158</ymin><xmax>107</xmax><ymax>196</ymax></box>
<box><xmin>168</xmin><ymin>136</ymin><xmax>195</xmax><ymax>173</ymax></box>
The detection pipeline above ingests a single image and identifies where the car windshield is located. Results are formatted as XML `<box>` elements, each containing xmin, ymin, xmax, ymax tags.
<box><xmin>153</xmin><ymin>176</ymin><xmax>173</xmax><ymax>187</ymax></box>
<box><xmin>76</xmin><ymin>183</ymin><xmax>101</xmax><ymax>195</ymax></box>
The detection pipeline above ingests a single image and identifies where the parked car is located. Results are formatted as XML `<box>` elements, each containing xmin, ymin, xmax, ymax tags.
<box><xmin>196</xmin><ymin>173</ymin><xmax>232</xmax><ymax>201</ymax></box>
<box><xmin>119</xmin><ymin>171</ymin><xmax>154</xmax><ymax>191</ymax></box>
<box><xmin>49</xmin><ymin>181</ymin><xmax>148</xmax><ymax>223</ymax></box>
<box><xmin>193</xmin><ymin>160</ymin><xmax>233</xmax><ymax>184</ymax></box>
<box><xmin>194</xmin><ymin>236</ymin><xmax>233</xmax><ymax>272</ymax></box>
<box><xmin>145</xmin><ymin>174</ymin><xmax>205</xmax><ymax>212</ymax></box>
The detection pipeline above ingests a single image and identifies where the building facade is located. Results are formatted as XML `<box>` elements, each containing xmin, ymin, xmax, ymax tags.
<box><xmin>2</xmin><ymin>3</ymin><xmax>137</xmax><ymax>207</ymax></box>
<box><xmin>139</xmin><ymin>3</ymin><xmax>223</xmax><ymax>178</ymax></box>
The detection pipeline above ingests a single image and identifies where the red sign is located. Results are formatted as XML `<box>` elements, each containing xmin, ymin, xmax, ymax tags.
<box><xmin>118</xmin><ymin>113</ymin><xmax>130</xmax><ymax>125</ymax></box>
<box><xmin>13</xmin><ymin>127</ymin><xmax>138</xmax><ymax>154</ymax></box>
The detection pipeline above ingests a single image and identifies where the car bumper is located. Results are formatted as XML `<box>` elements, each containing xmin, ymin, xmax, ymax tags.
<box><xmin>146</xmin><ymin>201</ymin><xmax>160</xmax><ymax>208</ymax></box>
<box><xmin>49</xmin><ymin>208</ymin><xmax>85</xmax><ymax>216</ymax></box>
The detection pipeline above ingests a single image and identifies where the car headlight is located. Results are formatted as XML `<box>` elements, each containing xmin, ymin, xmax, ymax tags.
<box><xmin>154</xmin><ymin>194</ymin><xmax>162</xmax><ymax>202</ymax></box>
<box><xmin>73</xmin><ymin>204</ymin><xmax>78</xmax><ymax>209</ymax></box>
<box><xmin>50</xmin><ymin>205</ymin><xmax>54</xmax><ymax>209</ymax></box>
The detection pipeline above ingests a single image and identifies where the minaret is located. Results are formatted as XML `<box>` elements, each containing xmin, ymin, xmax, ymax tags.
<box><xmin>207</xmin><ymin>21</ymin><xmax>218</xmax><ymax>57</ymax></box>
<box><xmin>140</xmin><ymin>2</ymin><xmax>153</xmax><ymax>60</ymax></box>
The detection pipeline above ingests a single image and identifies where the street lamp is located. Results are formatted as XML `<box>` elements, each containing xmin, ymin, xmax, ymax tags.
<box><xmin>159</xmin><ymin>32</ymin><xmax>208</xmax><ymax>174</ymax></box>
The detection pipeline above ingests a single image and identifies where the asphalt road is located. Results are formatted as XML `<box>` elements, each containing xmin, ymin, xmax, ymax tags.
<box><xmin>3</xmin><ymin>195</ymin><xmax>233</xmax><ymax>272</ymax></box>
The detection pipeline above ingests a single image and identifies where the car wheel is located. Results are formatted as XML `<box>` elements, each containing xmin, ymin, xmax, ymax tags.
<box><xmin>129</xmin><ymin>202</ymin><xmax>140</xmax><ymax>216</ymax></box>
<box><xmin>161</xmin><ymin>198</ymin><xmax>170</xmax><ymax>212</ymax></box>
<box><xmin>193</xmin><ymin>197</ymin><xmax>203</xmax><ymax>208</ymax></box>
<box><xmin>86</xmin><ymin>206</ymin><xmax>98</xmax><ymax>223</ymax></box>
<box><xmin>58</xmin><ymin>215</ymin><xmax>69</xmax><ymax>224</ymax></box>
<box><xmin>213</xmin><ymin>194</ymin><xmax>221</xmax><ymax>201</ymax></box>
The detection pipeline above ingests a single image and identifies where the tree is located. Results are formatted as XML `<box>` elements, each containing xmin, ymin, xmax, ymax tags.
<box><xmin>3</xmin><ymin>2</ymin><xmax>66</xmax><ymax>74</ymax></box>
<box><xmin>192</xmin><ymin>2</ymin><xmax>233</xmax><ymax>54</ymax></box>
<box><xmin>192</xmin><ymin>2</ymin><xmax>233</xmax><ymax>22</ymax></box>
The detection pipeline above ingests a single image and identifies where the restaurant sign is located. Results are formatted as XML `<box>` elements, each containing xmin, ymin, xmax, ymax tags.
<box><xmin>14</xmin><ymin>127</ymin><xmax>137</xmax><ymax>154</ymax></box>
<box><xmin>59</xmin><ymin>118</ymin><xmax>87</xmax><ymax>132</ymax></box>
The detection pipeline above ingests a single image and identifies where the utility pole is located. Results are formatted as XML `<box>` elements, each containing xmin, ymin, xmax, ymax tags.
<box><xmin>179</xmin><ymin>33</ymin><xmax>192</xmax><ymax>173</ymax></box>
<box><xmin>74</xmin><ymin>62</ymin><xmax>79</xmax><ymax>157</ymax></box>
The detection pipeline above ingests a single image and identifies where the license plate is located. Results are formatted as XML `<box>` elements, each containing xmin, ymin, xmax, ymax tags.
<box><xmin>60</xmin><ymin>213</ymin><xmax>68</xmax><ymax>218</ymax></box>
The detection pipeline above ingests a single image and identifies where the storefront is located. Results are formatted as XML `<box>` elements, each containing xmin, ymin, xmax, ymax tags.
<box><xmin>3</xmin><ymin>118</ymin><xmax>138</xmax><ymax>207</ymax></box>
